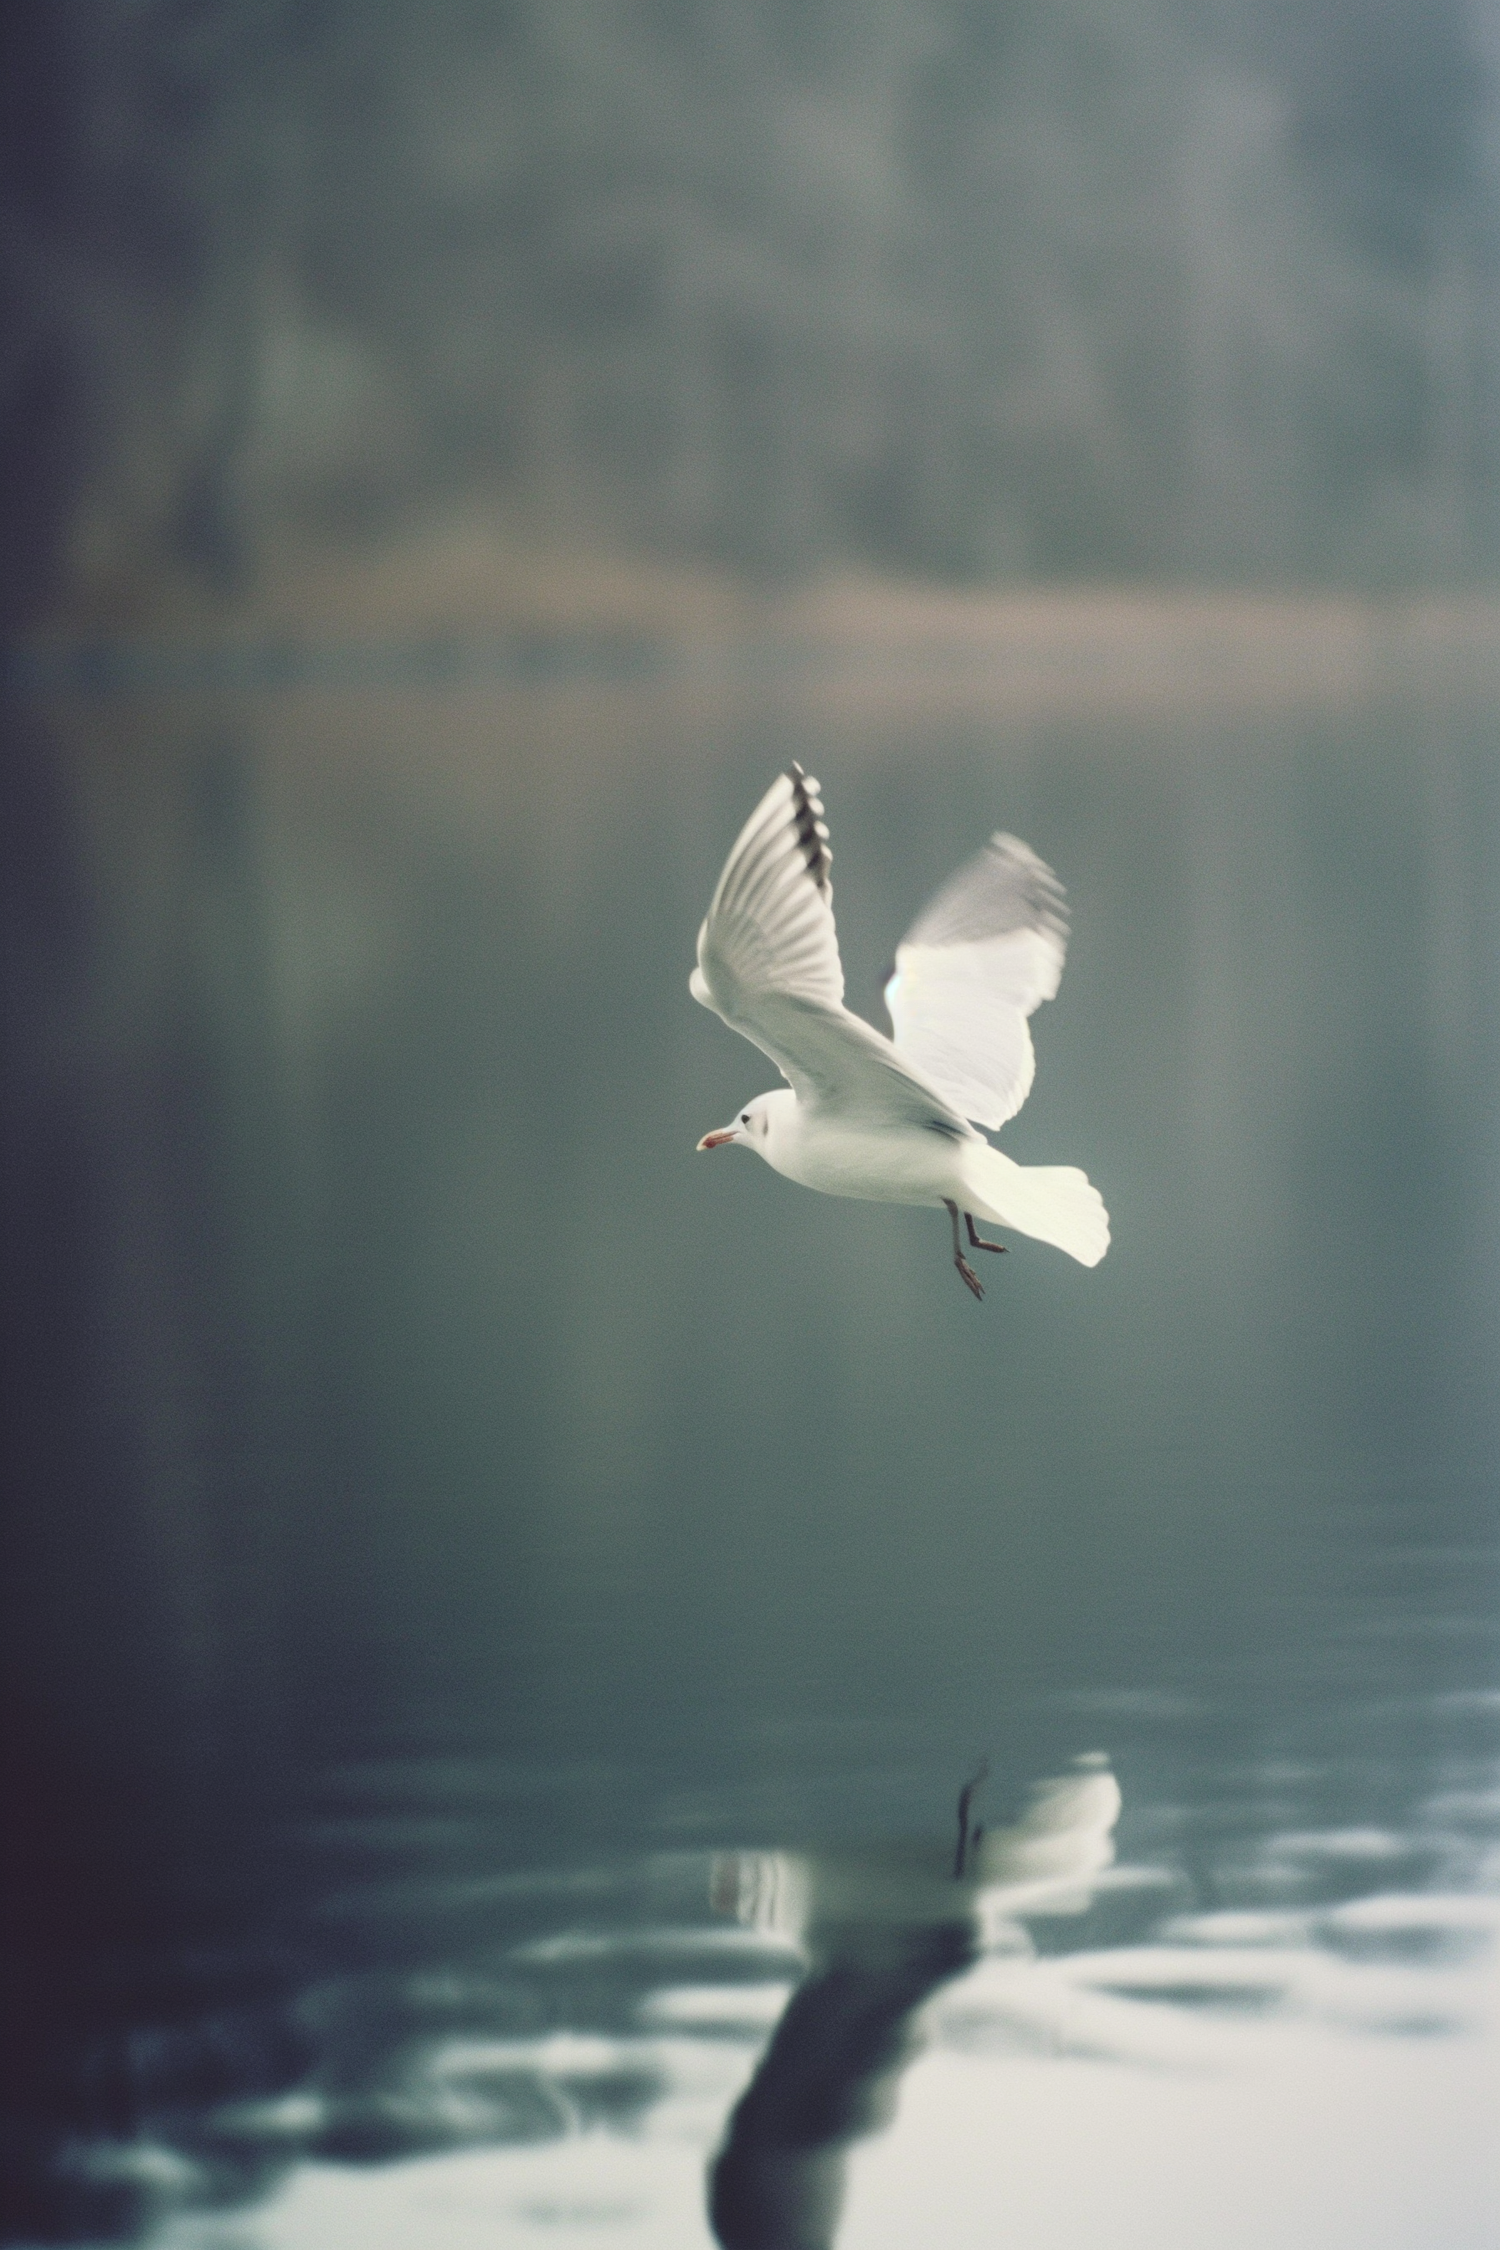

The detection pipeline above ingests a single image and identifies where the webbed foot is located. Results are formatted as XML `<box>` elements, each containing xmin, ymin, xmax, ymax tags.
<box><xmin>944</xmin><ymin>1199</ymin><xmax>987</xmax><ymax>1301</ymax></box>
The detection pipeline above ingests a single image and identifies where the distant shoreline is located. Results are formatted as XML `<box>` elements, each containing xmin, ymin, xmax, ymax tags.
<box><xmin>20</xmin><ymin>519</ymin><xmax>1500</xmax><ymax>716</ymax></box>
<box><xmin>14</xmin><ymin>597</ymin><xmax>1499</xmax><ymax>718</ymax></box>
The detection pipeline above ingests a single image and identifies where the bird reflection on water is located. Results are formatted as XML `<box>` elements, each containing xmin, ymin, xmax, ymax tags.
<box><xmin>706</xmin><ymin>1760</ymin><xmax>1121</xmax><ymax>2250</ymax></box>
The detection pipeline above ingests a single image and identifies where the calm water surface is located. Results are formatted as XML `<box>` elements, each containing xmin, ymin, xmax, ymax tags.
<box><xmin>6</xmin><ymin>659</ymin><xmax>1499</xmax><ymax>2245</ymax></box>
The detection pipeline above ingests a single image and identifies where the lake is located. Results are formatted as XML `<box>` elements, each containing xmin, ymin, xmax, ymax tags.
<box><xmin>5</xmin><ymin>633</ymin><xmax>1498</xmax><ymax>2246</ymax></box>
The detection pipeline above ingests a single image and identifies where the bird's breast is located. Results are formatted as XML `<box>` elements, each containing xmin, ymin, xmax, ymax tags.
<box><xmin>765</xmin><ymin>1114</ymin><xmax>969</xmax><ymax>1207</ymax></box>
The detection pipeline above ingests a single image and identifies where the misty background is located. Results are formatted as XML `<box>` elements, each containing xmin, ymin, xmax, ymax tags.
<box><xmin>3</xmin><ymin>5</ymin><xmax>1500</xmax><ymax>2245</ymax></box>
<box><xmin>7</xmin><ymin>0</ymin><xmax>1500</xmax><ymax>614</ymax></box>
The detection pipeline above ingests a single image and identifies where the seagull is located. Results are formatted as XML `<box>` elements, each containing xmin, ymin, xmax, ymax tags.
<box><xmin>692</xmin><ymin>765</ymin><xmax>1108</xmax><ymax>1296</ymax></box>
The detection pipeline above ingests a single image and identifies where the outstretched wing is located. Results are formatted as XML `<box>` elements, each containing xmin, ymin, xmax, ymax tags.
<box><xmin>884</xmin><ymin>833</ymin><xmax>1068</xmax><ymax>1129</ymax></box>
<box><xmin>692</xmin><ymin>763</ymin><xmax>843</xmax><ymax>1021</ymax></box>
<box><xmin>692</xmin><ymin>767</ymin><xmax>973</xmax><ymax>1132</ymax></box>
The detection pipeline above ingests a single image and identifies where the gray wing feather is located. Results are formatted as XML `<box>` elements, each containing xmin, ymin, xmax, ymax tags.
<box><xmin>693</xmin><ymin>769</ymin><xmax>973</xmax><ymax>1131</ymax></box>
<box><xmin>691</xmin><ymin>766</ymin><xmax>842</xmax><ymax>1026</ymax></box>
<box><xmin>885</xmin><ymin>833</ymin><xmax>1069</xmax><ymax>1129</ymax></box>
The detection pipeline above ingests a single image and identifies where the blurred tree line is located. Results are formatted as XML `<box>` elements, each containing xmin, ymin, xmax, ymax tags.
<box><xmin>3</xmin><ymin>0</ymin><xmax>1498</xmax><ymax>617</ymax></box>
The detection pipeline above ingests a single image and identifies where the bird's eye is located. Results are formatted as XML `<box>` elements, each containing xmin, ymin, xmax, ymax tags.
<box><xmin>741</xmin><ymin>1112</ymin><xmax>751</xmax><ymax>1124</ymax></box>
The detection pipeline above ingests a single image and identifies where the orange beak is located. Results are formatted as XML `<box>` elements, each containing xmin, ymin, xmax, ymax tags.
<box><xmin>696</xmin><ymin>1128</ymin><xmax>738</xmax><ymax>1151</ymax></box>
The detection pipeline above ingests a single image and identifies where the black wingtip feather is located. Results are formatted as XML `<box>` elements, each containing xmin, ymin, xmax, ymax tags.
<box><xmin>786</xmin><ymin>764</ymin><xmax>833</xmax><ymax>897</ymax></box>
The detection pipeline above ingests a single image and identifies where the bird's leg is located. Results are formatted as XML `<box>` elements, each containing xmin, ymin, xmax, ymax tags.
<box><xmin>944</xmin><ymin>1199</ymin><xmax>984</xmax><ymax>1300</ymax></box>
<box><xmin>965</xmin><ymin>1213</ymin><xmax>1008</xmax><ymax>1255</ymax></box>
<box><xmin>953</xmin><ymin>1759</ymin><xmax>989</xmax><ymax>1880</ymax></box>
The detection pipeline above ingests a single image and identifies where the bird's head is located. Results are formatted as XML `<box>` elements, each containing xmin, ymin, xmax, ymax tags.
<box><xmin>696</xmin><ymin>1092</ymin><xmax>778</xmax><ymax>1155</ymax></box>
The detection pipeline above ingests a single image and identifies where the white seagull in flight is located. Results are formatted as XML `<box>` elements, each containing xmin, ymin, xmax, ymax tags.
<box><xmin>692</xmin><ymin>766</ymin><xmax>1109</xmax><ymax>1297</ymax></box>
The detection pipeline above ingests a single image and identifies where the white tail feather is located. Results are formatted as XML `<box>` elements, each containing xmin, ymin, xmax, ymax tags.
<box><xmin>961</xmin><ymin>1143</ymin><xmax>1110</xmax><ymax>1267</ymax></box>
